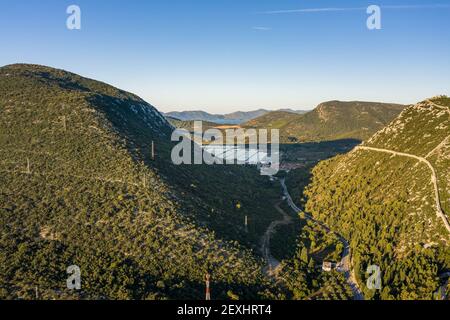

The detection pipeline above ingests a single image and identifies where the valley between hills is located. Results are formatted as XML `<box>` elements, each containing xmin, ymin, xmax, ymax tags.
<box><xmin>0</xmin><ymin>64</ymin><xmax>449</xmax><ymax>300</ymax></box>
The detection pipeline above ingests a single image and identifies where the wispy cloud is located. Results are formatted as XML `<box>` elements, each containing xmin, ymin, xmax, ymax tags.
<box><xmin>252</xmin><ymin>26</ymin><xmax>272</xmax><ymax>31</ymax></box>
<box><xmin>258</xmin><ymin>4</ymin><xmax>450</xmax><ymax>15</ymax></box>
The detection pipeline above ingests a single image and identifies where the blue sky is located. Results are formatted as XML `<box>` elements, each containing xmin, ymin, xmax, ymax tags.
<box><xmin>0</xmin><ymin>0</ymin><xmax>449</xmax><ymax>113</ymax></box>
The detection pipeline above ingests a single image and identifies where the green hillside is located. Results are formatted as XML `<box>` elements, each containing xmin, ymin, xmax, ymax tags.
<box><xmin>0</xmin><ymin>64</ymin><xmax>282</xmax><ymax>300</ymax></box>
<box><xmin>166</xmin><ymin>116</ymin><xmax>220</xmax><ymax>132</ymax></box>
<box><xmin>243</xmin><ymin>111</ymin><xmax>298</xmax><ymax>133</ymax></box>
<box><xmin>244</xmin><ymin>101</ymin><xmax>406</xmax><ymax>143</ymax></box>
<box><xmin>299</xmin><ymin>97</ymin><xmax>450</xmax><ymax>299</ymax></box>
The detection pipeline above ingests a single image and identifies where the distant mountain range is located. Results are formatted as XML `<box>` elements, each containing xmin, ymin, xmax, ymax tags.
<box><xmin>244</xmin><ymin>101</ymin><xmax>406</xmax><ymax>142</ymax></box>
<box><xmin>166</xmin><ymin>101</ymin><xmax>406</xmax><ymax>143</ymax></box>
<box><xmin>164</xmin><ymin>108</ymin><xmax>307</xmax><ymax>124</ymax></box>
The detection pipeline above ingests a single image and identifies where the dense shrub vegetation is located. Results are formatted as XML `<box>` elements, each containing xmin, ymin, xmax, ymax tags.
<box><xmin>1</xmin><ymin>64</ymin><xmax>447</xmax><ymax>301</ymax></box>
<box><xmin>302</xmin><ymin>99</ymin><xmax>450</xmax><ymax>299</ymax></box>
<box><xmin>0</xmin><ymin>64</ymin><xmax>281</xmax><ymax>300</ymax></box>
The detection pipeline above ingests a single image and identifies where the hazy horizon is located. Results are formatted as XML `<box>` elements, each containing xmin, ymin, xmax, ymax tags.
<box><xmin>161</xmin><ymin>106</ymin><xmax>313</xmax><ymax>114</ymax></box>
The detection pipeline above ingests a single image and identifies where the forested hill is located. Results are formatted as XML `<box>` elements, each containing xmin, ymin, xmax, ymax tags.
<box><xmin>0</xmin><ymin>64</ymin><xmax>278</xmax><ymax>300</ymax></box>
<box><xmin>244</xmin><ymin>101</ymin><xmax>406</xmax><ymax>143</ymax></box>
<box><xmin>302</xmin><ymin>97</ymin><xmax>450</xmax><ymax>299</ymax></box>
<box><xmin>166</xmin><ymin>116</ymin><xmax>220</xmax><ymax>132</ymax></box>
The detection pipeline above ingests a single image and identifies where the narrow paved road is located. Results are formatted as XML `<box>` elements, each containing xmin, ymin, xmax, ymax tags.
<box><xmin>279</xmin><ymin>178</ymin><xmax>364</xmax><ymax>300</ymax></box>
<box><xmin>425</xmin><ymin>135</ymin><xmax>449</xmax><ymax>159</ymax></box>
<box><xmin>355</xmin><ymin>145</ymin><xmax>450</xmax><ymax>234</ymax></box>
<box><xmin>438</xmin><ymin>273</ymin><xmax>450</xmax><ymax>300</ymax></box>
<box><xmin>426</xmin><ymin>99</ymin><xmax>450</xmax><ymax>114</ymax></box>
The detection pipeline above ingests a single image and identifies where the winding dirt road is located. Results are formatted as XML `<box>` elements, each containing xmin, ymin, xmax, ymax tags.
<box><xmin>355</xmin><ymin>145</ymin><xmax>450</xmax><ymax>234</ymax></box>
<box><xmin>261</xmin><ymin>202</ymin><xmax>293</xmax><ymax>276</ymax></box>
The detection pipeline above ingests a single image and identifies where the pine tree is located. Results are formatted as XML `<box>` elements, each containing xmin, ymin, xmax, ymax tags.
<box><xmin>308</xmin><ymin>257</ymin><xmax>315</xmax><ymax>270</ymax></box>
<box><xmin>300</xmin><ymin>247</ymin><xmax>309</xmax><ymax>264</ymax></box>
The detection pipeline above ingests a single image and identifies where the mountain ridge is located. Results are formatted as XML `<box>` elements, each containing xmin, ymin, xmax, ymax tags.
<box><xmin>164</xmin><ymin>108</ymin><xmax>307</xmax><ymax>124</ymax></box>
<box><xmin>0</xmin><ymin>63</ymin><xmax>278</xmax><ymax>300</ymax></box>
<box><xmin>244</xmin><ymin>100</ymin><xmax>406</xmax><ymax>143</ymax></box>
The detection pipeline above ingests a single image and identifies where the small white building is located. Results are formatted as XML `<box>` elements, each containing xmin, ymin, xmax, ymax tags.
<box><xmin>322</xmin><ymin>261</ymin><xmax>334</xmax><ymax>272</ymax></box>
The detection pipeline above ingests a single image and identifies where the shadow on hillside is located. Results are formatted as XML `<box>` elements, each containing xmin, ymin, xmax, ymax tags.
<box><xmin>279</xmin><ymin>139</ymin><xmax>361</xmax><ymax>167</ymax></box>
<box><xmin>86</xmin><ymin>96</ymin><xmax>362</xmax><ymax>262</ymax></box>
<box><xmin>277</xmin><ymin>139</ymin><xmax>361</xmax><ymax>217</ymax></box>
